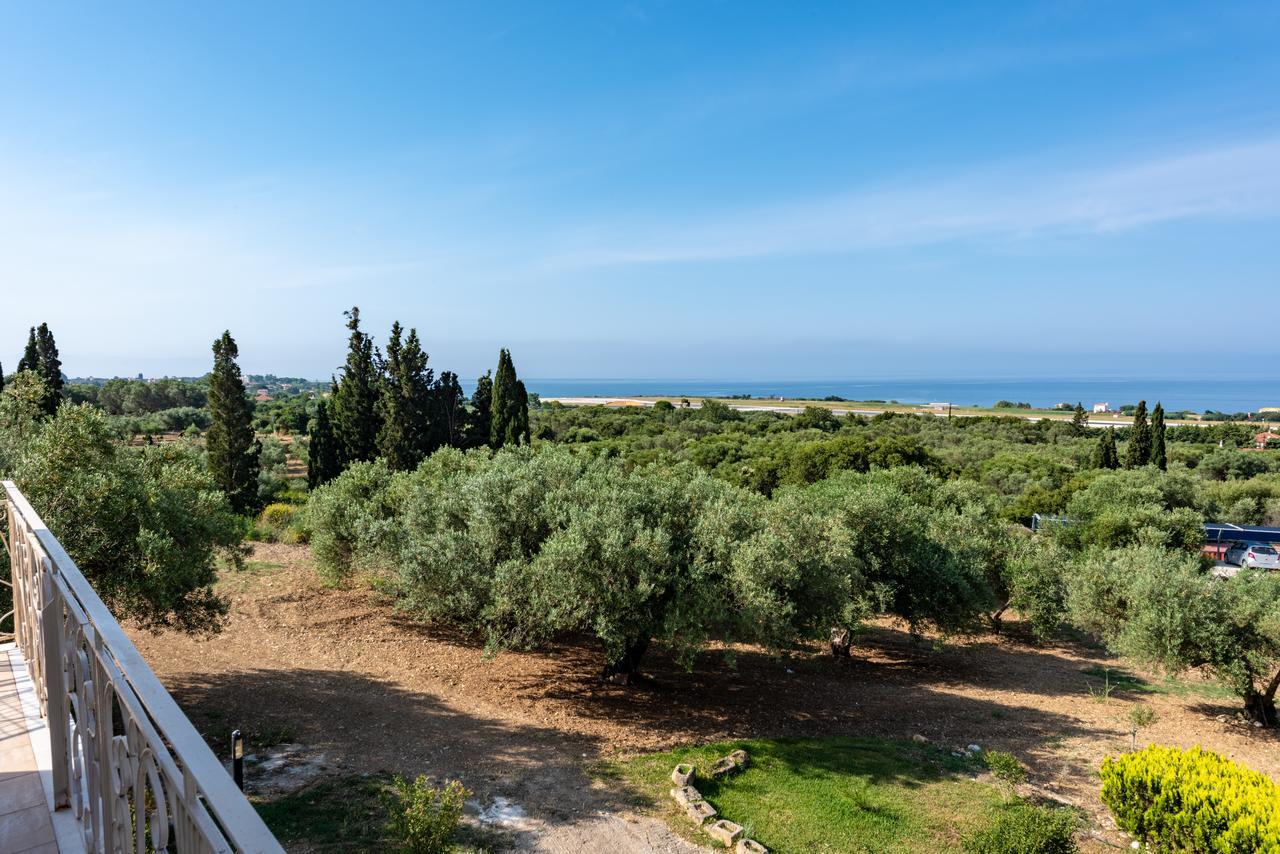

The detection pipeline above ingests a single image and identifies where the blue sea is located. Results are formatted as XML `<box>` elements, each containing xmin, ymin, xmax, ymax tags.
<box><xmin>522</xmin><ymin>378</ymin><xmax>1280</xmax><ymax>414</ymax></box>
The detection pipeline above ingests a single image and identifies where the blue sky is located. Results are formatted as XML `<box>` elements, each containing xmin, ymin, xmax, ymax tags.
<box><xmin>2</xmin><ymin>1</ymin><xmax>1278</xmax><ymax>381</ymax></box>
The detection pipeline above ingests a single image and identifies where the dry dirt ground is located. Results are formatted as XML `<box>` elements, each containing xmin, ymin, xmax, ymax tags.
<box><xmin>126</xmin><ymin>544</ymin><xmax>1280</xmax><ymax>852</ymax></box>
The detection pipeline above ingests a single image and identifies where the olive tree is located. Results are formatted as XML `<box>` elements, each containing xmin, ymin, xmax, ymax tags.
<box><xmin>796</xmin><ymin>468</ymin><xmax>996</xmax><ymax>651</ymax></box>
<box><xmin>1066</xmin><ymin>545</ymin><xmax>1280</xmax><ymax>723</ymax></box>
<box><xmin>12</xmin><ymin>404</ymin><xmax>240</xmax><ymax>633</ymax></box>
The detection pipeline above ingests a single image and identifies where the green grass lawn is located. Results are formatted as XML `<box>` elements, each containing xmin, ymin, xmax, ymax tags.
<box><xmin>611</xmin><ymin>737</ymin><xmax>1011</xmax><ymax>854</ymax></box>
<box><xmin>1080</xmin><ymin>665</ymin><xmax>1238</xmax><ymax>702</ymax></box>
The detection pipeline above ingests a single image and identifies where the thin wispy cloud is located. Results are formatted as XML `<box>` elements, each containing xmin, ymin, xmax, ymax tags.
<box><xmin>544</xmin><ymin>136</ymin><xmax>1280</xmax><ymax>269</ymax></box>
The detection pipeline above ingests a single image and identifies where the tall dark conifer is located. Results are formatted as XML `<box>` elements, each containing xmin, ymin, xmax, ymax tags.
<box><xmin>1096</xmin><ymin>428</ymin><xmax>1119</xmax><ymax>470</ymax></box>
<box><xmin>1124</xmin><ymin>400</ymin><xmax>1151</xmax><ymax>469</ymax></box>
<box><xmin>307</xmin><ymin>398</ymin><xmax>342</xmax><ymax>489</ymax></box>
<box><xmin>0</xmin><ymin>363</ymin><xmax>5</xmax><ymax>396</ymax></box>
<box><xmin>1071</xmin><ymin>402</ymin><xmax>1088</xmax><ymax>435</ymax></box>
<box><xmin>467</xmin><ymin>371</ymin><xmax>493</xmax><ymax>449</ymax></box>
<box><xmin>432</xmin><ymin>371</ymin><xmax>467</xmax><ymax>449</ymax></box>
<box><xmin>513</xmin><ymin>378</ymin><xmax>530</xmax><ymax>444</ymax></box>
<box><xmin>34</xmin><ymin>322</ymin><xmax>63</xmax><ymax>416</ymax></box>
<box><xmin>377</xmin><ymin>322</ymin><xmax>435</xmax><ymax>470</ymax></box>
<box><xmin>490</xmin><ymin>349</ymin><xmax>530</xmax><ymax>448</ymax></box>
<box><xmin>1150</xmin><ymin>402</ymin><xmax>1167</xmax><ymax>471</ymax></box>
<box><xmin>401</xmin><ymin>329</ymin><xmax>435</xmax><ymax>455</ymax></box>
<box><xmin>206</xmin><ymin>331</ymin><xmax>261</xmax><ymax>514</ymax></box>
<box><xmin>330</xmin><ymin>307</ymin><xmax>381</xmax><ymax>466</ymax></box>
<box><xmin>16</xmin><ymin>328</ymin><xmax>38</xmax><ymax>373</ymax></box>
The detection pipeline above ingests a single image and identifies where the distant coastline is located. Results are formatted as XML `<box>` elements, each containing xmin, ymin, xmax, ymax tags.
<box><xmin>522</xmin><ymin>378</ymin><xmax>1280</xmax><ymax>415</ymax></box>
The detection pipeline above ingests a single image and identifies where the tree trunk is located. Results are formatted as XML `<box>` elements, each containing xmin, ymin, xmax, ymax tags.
<box><xmin>1244</xmin><ymin>678</ymin><xmax>1278</xmax><ymax>727</ymax></box>
<box><xmin>830</xmin><ymin>627</ymin><xmax>852</xmax><ymax>660</ymax></box>
<box><xmin>1248</xmin><ymin>668</ymin><xmax>1280</xmax><ymax>727</ymax></box>
<box><xmin>989</xmin><ymin>605</ymin><xmax>1008</xmax><ymax>635</ymax></box>
<box><xmin>602</xmin><ymin>637</ymin><xmax>650</xmax><ymax>685</ymax></box>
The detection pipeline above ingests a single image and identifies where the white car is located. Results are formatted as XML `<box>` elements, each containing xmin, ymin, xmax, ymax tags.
<box><xmin>1228</xmin><ymin>543</ymin><xmax>1280</xmax><ymax>570</ymax></box>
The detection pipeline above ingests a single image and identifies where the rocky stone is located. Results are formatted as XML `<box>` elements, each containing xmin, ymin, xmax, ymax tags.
<box><xmin>670</xmin><ymin>785</ymin><xmax>702</xmax><ymax>806</ymax></box>
<box><xmin>967</xmin><ymin>744</ymin><xmax>982</xmax><ymax>754</ymax></box>
<box><xmin>911</xmin><ymin>733</ymin><xmax>929</xmax><ymax>744</ymax></box>
<box><xmin>671</xmin><ymin>763</ymin><xmax>695</xmax><ymax>787</ymax></box>
<box><xmin>685</xmin><ymin>799</ymin><xmax>717</xmax><ymax>825</ymax></box>
<box><xmin>728</xmin><ymin>749</ymin><xmax>749</xmax><ymax>768</ymax></box>
<box><xmin>709</xmin><ymin>757</ymin><xmax>739</xmax><ymax>778</ymax></box>
<box><xmin>736</xmin><ymin>839</ymin><xmax>768</xmax><ymax>853</ymax></box>
<box><xmin>705</xmin><ymin>819</ymin><xmax>745</xmax><ymax>847</ymax></box>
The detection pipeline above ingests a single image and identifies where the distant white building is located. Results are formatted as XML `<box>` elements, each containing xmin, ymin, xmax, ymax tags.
<box><xmin>1092</xmin><ymin>402</ymin><xmax>1110</xmax><ymax>413</ymax></box>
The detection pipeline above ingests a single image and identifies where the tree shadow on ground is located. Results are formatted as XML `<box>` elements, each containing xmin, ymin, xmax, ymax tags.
<box><xmin>160</xmin><ymin>651</ymin><xmax>1098</xmax><ymax>850</ymax></box>
<box><xmin>505</xmin><ymin>624</ymin><xmax>1113</xmax><ymax>751</ymax></box>
<box><xmin>165</xmin><ymin>666</ymin><xmax>633</xmax><ymax>849</ymax></box>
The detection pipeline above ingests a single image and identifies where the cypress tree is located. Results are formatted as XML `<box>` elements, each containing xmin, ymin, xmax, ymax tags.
<box><xmin>401</xmin><ymin>329</ymin><xmax>436</xmax><ymax>456</ymax></box>
<box><xmin>377</xmin><ymin>322</ymin><xmax>435</xmax><ymax>470</ymax></box>
<box><xmin>206</xmin><ymin>331</ymin><xmax>261</xmax><ymax>514</ymax></box>
<box><xmin>1071</xmin><ymin>402</ymin><xmax>1088</xmax><ymax>435</ymax></box>
<box><xmin>432</xmin><ymin>371</ymin><xmax>467</xmax><ymax>449</ymax></box>
<box><xmin>490</xmin><ymin>349</ymin><xmax>530</xmax><ymax>448</ymax></box>
<box><xmin>513</xmin><ymin>378</ymin><xmax>530</xmax><ymax>445</ymax></box>
<box><xmin>34</xmin><ymin>322</ymin><xmax>63</xmax><ymax>416</ymax></box>
<box><xmin>377</xmin><ymin>322</ymin><xmax>408</xmax><ymax>468</ymax></box>
<box><xmin>16</xmin><ymin>327</ymin><xmax>38</xmax><ymax>373</ymax></box>
<box><xmin>467</xmin><ymin>371</ymin><xmax>492</xmax><ymax>449</ymax></box>
<box><xmin>0</xmin><ymin>362</ymin><xmax>5</xmax><ymax>396</ymax></box>
<box><xmin>1150</xmin><ymin>402</ymin><xmax>1167</xmax><ymax>471</ymax></box>
<box><xmin>1124</xmin><ymin>400</ymin><xmax>1151</xmax><ymax>469</ymax></box>
<box><xmin>307</xmin><ymin>398</ymin><xmax>342</xmax><ymax>489</ymax></box>
<box><xmin>1095</xmin><ymin>428</ymin><xmax>1119</xmax><ymax>470</ymax></box>
<box><xmin>330</xmin><ymin>307</ymin><xmax>381</xmax><ymax>466</ymax></box>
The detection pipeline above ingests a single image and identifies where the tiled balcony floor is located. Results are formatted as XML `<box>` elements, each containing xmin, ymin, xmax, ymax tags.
<box><xmin>0</xmin><ymin>645</ymin><xmax>84</xmax><ymax>854</ymax></box>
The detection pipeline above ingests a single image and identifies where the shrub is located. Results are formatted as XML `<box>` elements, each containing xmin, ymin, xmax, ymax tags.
<box><xmin>983</xmin><ymin>751</ymin><xmax>1027</xmax><ymax>789</ymax></box>
<box><xmin>384</xmin><ymin>776</ymin><xmax>469</xmax><ymax>854</ymax></box>
<box><xmin>1100</xmin><ymin>746</ymin><xmax>1280</xmax><ymax>852</ymax></box>
<box><xmin>251</xmin><ymin>502</ymin><xmax>304</xmax><ymax>543</ymax></box>
<box><xmin>963</xmin><ymin>803</ymin><xmax>1077</xmax><ymax>854</ymax></box>
<box><xmin>306</xmin><ymin>458</ymin><xmax>407</xmax><ymax>582</ymax></box>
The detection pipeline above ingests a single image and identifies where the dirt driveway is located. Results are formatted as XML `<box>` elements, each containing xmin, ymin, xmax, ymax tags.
<box><xmin>126</xmin><ymin>544</ymin><xmax>1280</xmax><ymax>851</ymax></box>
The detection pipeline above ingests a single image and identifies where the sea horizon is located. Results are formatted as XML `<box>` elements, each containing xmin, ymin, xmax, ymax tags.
<box><xmin>521</xmin><ymin>377</ymin><xmax>1280</xmax><ymax>414</ymax></box>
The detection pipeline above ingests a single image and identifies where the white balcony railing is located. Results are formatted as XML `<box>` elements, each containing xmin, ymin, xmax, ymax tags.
<box><xmin>2</xmin><ymin>480</ymin><xmax>283</xmax><ymax>853</ymax></box>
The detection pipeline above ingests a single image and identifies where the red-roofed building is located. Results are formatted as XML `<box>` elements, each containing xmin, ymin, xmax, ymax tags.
<box><xmin>1257</xmin><ymin>431</ymin><xmax>1279</xmax><ymax>450</ymax></box>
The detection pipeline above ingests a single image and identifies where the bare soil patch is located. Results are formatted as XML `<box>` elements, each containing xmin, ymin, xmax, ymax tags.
<box><xmin>127</xmin><ymin>543</ymin><xmax>1280</xmax><ymax>851</ymax></box>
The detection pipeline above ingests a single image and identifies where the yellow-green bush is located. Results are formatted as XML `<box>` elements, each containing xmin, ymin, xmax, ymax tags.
<box><xmin>1100</xmin><ymin>746</ymin><xmax>1280</xmax><ymax>852</ymax></box>
<box><xmin>250</xmin><ymin>502</ymin><xmax>305</xmax><ymax>543</ymax></box>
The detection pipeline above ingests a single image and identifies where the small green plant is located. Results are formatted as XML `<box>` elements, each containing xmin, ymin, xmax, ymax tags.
<box><xmin>983</xmin><ymin>751</ymin><xmax>1027</xmax><ymax>791</ymax></box>
<box><xmin>962</xmin><ymin>803</ymin><xmax>1078</xmax><ymax>854</ymax></box>
<box><xmin>1126</xmin><ymin>705</ymin><xmax>1157</xmax><ymax>751</ymax></box>
<box><xmin>848</xmin><ymin>778</ymin><xmax>875</xmax><ymax>811</ymax></box>
<box><xmin>1087</xmin><ymin>668</ymin><xmax>1115</xmax><ymax>703</ymax></box>
<box><xmin>385</xmin><ymin>775</ymin><xmax>469</xmax><ymax>854</ymax></box>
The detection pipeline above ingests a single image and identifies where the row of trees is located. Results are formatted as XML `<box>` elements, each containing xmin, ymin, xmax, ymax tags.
<box><xmin>306</xmin><ymin>308</ymin><xmax>531</xmax><ymax>488</ymax></box>
<box><xmin>199</xmin><ymin>309</ymin><xmax>533</xmax><ymax>513</ymax></box>
<box><xmin>308</xmin><ymin>446</ymin><xmax>1009</xmax><ymax>681</ymax></box>
<box><xmin>1093</xmin><ymin>401</ymin><xmax>1168</xmax><ymax>471</ymax></box>
<box><xmin>306</xmin><ymin>442</ymin><xmax>1280</xmax><ymax>721</ymax></box>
